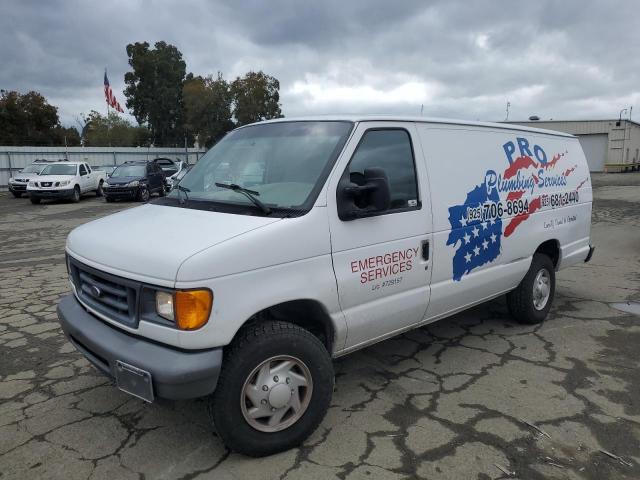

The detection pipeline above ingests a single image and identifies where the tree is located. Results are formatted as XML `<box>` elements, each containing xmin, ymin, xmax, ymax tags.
<box><xmin>82</xmin><ymin>110</ymin><xmax>150</xmax><ymax>147</ymax></box>
<box><xmin>124</xmin><ymin>41</ymin><xmax>186</xmax><ymax>146</ymax></box>
<box><xmin>183</xmin><ymin>73</ymin><xmax>234</xmax><ymax>148</ymax></box>
<box><xmin>0</xmin><ymin>89</ymin><xmax>73</xmax><ymax>146</ymax></box>
<box><xmin>52</xmin><ymin>126</ymin><xmax>81</xmax><ymax>146</ymax></box>
<box><xmin>230</xmin><ymin>71</ymin><xmax>283</xmax><ymax>126</ymax></box>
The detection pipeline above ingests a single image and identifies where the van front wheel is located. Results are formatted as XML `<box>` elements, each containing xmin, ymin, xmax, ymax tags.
<box><xmin>507</xmin><ymin>253</ymin><xmax>555</xmax><ymax>324</ymax></box>
<box><xmin>209</xmin><ymin>321</ymin><xmax>334</xmax><ymax>457</ymax></box>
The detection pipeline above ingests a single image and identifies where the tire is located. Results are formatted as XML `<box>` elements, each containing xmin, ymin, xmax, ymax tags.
<box><xmin>96</xmin><ymin>181</ymin><xmax>104</xmax><ymax>197</ymax></box>
<box><xmin>30</xmin><ymin>196</ymin><xmax>41</xmax><ymax>204</ymax></box>
<box><xmin>137</xmin><ymin>187</ymin><xmax>149</xmax><ymax>202</ymax></box>
<box><xmin>209</xmin><ymin>321</ymin><xmax>334</xmax><ymax>457</ymax></box>
<box><xmin>507</xmin><ymin>253</ymin><xmax>555</xmax><ymax>324</ymax></box>
<box><xmin>11</xmin><ymin>191</ymin><xmax>22</xmax><ymax>198</ymax></box>
<box><xmin>105</xmin><ymin>197</ymin><xmax>115</xmax><ymax>203</ymax></box>
<box><xmin>72</xmin><ymin>185</ymin><xmax>81</xmax><ymax>203</ymax></box>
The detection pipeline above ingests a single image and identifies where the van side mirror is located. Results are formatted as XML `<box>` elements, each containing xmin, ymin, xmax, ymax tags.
<box><xmin>337</xmin><ymin>167</ymin><xmax>391</xmax><ymax>221</ymax></box>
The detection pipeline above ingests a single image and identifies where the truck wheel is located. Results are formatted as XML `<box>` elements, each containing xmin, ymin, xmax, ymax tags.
<box><xmin>11</xmin><ymin>192</ymin><xmax>22</xmax><ymax>198</ymax></box>
<box><xmin>209</xmin><ymin>321</ymin><xmax>334</xmax><ymax>457</ymax></box>
<box><xmin>72</xmin><ymin>185</ymin><xmax>81</xmax><ymax>203</ymax></box>
<box><xmin>96</xmin><ymin>181</ymin><xmax>104</xmax><ymax>197</ymax></box>
<box><xmin>507</xmin><ymin>253</ymin><xmax>555</xmax><ymax>324</ymax></box>
<box><xmin>30</xmin><ymin>196</ymin><xmax>41</xmax><ymax>204</ymax></box>
<box><xmin>137</xmin><ymin>187</ymin><xmax>150</xmax><ymax>202</ymax></box>
<box><xmin>105</xmin><ymin>197</ymin><xmax>115</xmax><ymax>203</ymax></box>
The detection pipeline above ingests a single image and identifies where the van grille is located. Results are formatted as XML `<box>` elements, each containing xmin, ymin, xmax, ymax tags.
<box><xmin>68</xmin><ymin>256</ymin><xmax>140</xmax><ymax>328</ymax></box>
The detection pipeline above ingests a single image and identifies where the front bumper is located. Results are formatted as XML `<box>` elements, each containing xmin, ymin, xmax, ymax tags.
<box><xmin>29</xmin><ymin>188</ymin><xmax>75</xmax><ymax>199</ymax></box>
<box><xmin>57</xmin><ymin>294</ymin><xmax>223</xmax><ymax>400</ymax></box>
<box><xmin>104</xmin><ymin>186</ymin><xmax>138</xmax><ymax>199</ymax></box>
<box><xmin>9</xmin><ymin>183</ymin><xmax>27</xmax><ymax>193</ymax></box>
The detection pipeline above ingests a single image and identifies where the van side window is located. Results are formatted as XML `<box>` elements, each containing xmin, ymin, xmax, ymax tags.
<box><xmin>86</xmin><ymin>164</ymin><xmax>92</xmax><ymax>173</ymax></box>
<box><xmin>79</xmin><ymin>164</ymin><xmax>87</xmax><ymax>176</ymax></box>
<box><xmin>347</xmin><ymin>129</ymin><xmax>419</xmax><ymax>211</ymax></box>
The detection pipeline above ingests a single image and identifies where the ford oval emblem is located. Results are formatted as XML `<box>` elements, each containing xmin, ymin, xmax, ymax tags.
<box><xmin>90</xmin><ymin>285</ymin><xmax>102</xmax><ymax>297</ymax></box>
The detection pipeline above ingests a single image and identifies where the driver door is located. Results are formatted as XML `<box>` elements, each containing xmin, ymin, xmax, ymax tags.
<box><xmin>327</xmin><ymin>122</ymin><xmax>433</xmax><ymax>350</ymax></box>
<box><xmin>78</xmin><ymin>164</ymin><xmax>90</xmax><ymax>192</ymax></box>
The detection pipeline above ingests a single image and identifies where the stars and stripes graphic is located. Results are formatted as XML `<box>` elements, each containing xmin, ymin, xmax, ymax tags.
<box><xmin>104</xmin><ymin>70</ymin><xmax>124</xmax><ymax>113</ymax></box>
<box><xmin>446</xmin><ymin>147</ymin><xmax>579</xmax><ymax>281</ymax></box>
<box><xmin>446</xmin><ymin>179</ymin><xmax>502</xmax><ymax>281</ymax></box>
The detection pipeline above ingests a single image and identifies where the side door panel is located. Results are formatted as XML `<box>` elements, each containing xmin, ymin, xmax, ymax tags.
<box><xmin>146</xmin><ymin>165</ymin><xmax>156</xmax><ymax>191</ymax></box>
<box><xmin>416</xmin><ymin>125</ymin><xmax>585</xmax><ymax>321</ymax></box>
<box><xmin>78</xmin><ymin>164</ymin><xmax>89</xmax><ymax>192</ymax></box>
<box><xmin>328</xmin><ymin>122</ymin><xmax>433</xmax><ymax>350</ymax></box>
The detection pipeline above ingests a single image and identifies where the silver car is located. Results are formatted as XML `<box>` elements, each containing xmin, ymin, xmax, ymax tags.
<box><xmin>9</xmin><ymin>163</ymin><xmax>48</xmax><ymax>198</ymax></box>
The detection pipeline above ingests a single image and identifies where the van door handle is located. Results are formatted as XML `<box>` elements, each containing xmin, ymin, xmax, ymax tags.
<box><xmin>421</xmin><ymin>240</ymin><xmax>429</xmax><ymax>261</ymax></box>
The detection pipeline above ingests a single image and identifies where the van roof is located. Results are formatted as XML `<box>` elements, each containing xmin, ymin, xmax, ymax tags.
<box><xmin>248</xmin><ymin>115</ymin><xmax>575</xmax><ymax>138</ymax></box>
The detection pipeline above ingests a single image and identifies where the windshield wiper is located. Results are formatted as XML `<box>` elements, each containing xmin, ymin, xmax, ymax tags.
<box><xmin>175</xmin><ymin>185</ymin><xmax>190</xmax><ymax>205</ymax></box>
<box><xmin>215</xmin><ymin>182</ymin><xmax>271</xmax><ymax>215</ymax></box>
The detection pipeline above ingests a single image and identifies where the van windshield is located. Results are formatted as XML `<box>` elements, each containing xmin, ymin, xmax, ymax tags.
<box><xmin>165</xmin><ymin>121</ymin><xmax>353</xmax><ymax>215</ymax></box>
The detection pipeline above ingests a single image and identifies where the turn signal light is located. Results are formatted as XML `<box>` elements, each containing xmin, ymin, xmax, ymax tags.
<box><xmin>175</xmin><ymin>289</ymin><xmax>213</xmax><ymax>330</ymax></box>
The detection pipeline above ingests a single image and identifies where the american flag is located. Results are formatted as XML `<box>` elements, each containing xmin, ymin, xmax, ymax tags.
<box><xmin>446</xmin><ymin>180</ymin><xmax>502</xmax><ymax>281</ymax></box>
<box><xmin>104</xmin><ymin>70</ymin><xmax>124</xmax><ymax>113</ymax></box>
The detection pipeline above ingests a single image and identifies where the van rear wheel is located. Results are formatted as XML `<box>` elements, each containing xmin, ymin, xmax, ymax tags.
<box><xmin>507</xmin><ymin>253</ymin><xmax>555</xmax><ymax>324</ymax></box>
<box><xmin>209</xmin><ymin>321</ymin><xmax>334</xmax><ymax>457</ymax></box>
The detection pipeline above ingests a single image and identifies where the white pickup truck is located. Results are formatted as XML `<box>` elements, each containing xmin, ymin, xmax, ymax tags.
<box><xmin>27</xmin><ymin>161</ymin><xmax>106</xmax><ymax>204</ymax></box>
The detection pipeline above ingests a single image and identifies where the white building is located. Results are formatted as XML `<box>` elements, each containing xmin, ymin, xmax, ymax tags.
<box><xmin>505</xmin><ymin>119</ymin><xmax>640</xmax><ymax>172</ymax></box>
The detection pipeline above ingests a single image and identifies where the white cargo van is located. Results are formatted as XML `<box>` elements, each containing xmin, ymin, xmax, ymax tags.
<box><xmin>58</xmin><ymin>116</ymin><xmax>593</xmax><ymax>456</ymax></box>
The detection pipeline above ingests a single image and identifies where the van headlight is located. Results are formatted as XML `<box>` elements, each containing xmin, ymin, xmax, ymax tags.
<box><xmin>59</xmin><ymin>180</ymin><xmax>71</xmax><ymax>186</ymax></box>
<box><xmin>127</xmin><ymin>180</ymin><xmax>139</xmax><ymax>187</ymax></box>
<box><xmin>155</xmin><ymin>289</ymin><xmax>212</xmax><ymax>330</ymax></box>
<box><xmin>28</xmin><ymin>181</ymin><xmax>36</xmax><ymax>187</ymax></box>
<box><xmin>155</xmin><ymin>291</ymin><xmax>174</xmax><ymax>320</ymax></box>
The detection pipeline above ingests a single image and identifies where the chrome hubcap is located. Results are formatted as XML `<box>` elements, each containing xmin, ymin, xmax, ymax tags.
<box><xmin>240</xmin><ymin>355</ymin><xmax>312</xmax><ymax>433</ymax></box>
<box><xmin>533</xmin><ymin>268</ymin><xmax>551</xmax><ymax>310</ymax></box>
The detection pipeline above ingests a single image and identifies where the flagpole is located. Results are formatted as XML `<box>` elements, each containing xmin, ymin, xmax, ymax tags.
<box><xmin>105</xmin><ymin>67</ymin><xmax>111</xmax><ymax>147</ymax></box>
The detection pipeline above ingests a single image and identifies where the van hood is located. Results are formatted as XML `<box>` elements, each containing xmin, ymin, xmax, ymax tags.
<box><xmin>66</xmin><ymin>204</ymin><xmax>281</xmax><ymax>284</ymax></box>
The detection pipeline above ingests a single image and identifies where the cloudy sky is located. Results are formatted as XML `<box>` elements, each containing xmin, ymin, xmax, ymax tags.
<box><xmin>1</xmin><ymin>0</ymin><xmax>639</xmax><ymax>127</ymax></box>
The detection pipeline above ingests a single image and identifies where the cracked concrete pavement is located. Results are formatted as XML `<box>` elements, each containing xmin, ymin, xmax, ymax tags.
<box><xmin>0</xmin><ymin>173</ymin><xmax>639</xmax><ymax>479</ymax></box>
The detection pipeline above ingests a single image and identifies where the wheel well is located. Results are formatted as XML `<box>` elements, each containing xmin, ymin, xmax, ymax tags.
<box><xmin>535</xmin><ymin>239</ymin><xmax>560</xmax><ymax>268</ymax></box>
<box><xmin>240</xmin><ymin>300</ymin><xmax>335</xmax><ymax>352</ymax></box>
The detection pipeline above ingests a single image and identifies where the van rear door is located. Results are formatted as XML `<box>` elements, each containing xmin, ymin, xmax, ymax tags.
<box><xmin>327</xmin><ymin>122</ymin><xmax>433</xmax><ymax>350</ymax></box>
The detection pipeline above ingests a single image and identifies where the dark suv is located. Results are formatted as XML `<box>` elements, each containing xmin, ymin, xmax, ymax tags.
<box><xmin>104</xmin><ymin>161</ymin><xmax>165</xmax><ymax>202</ymax></box>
